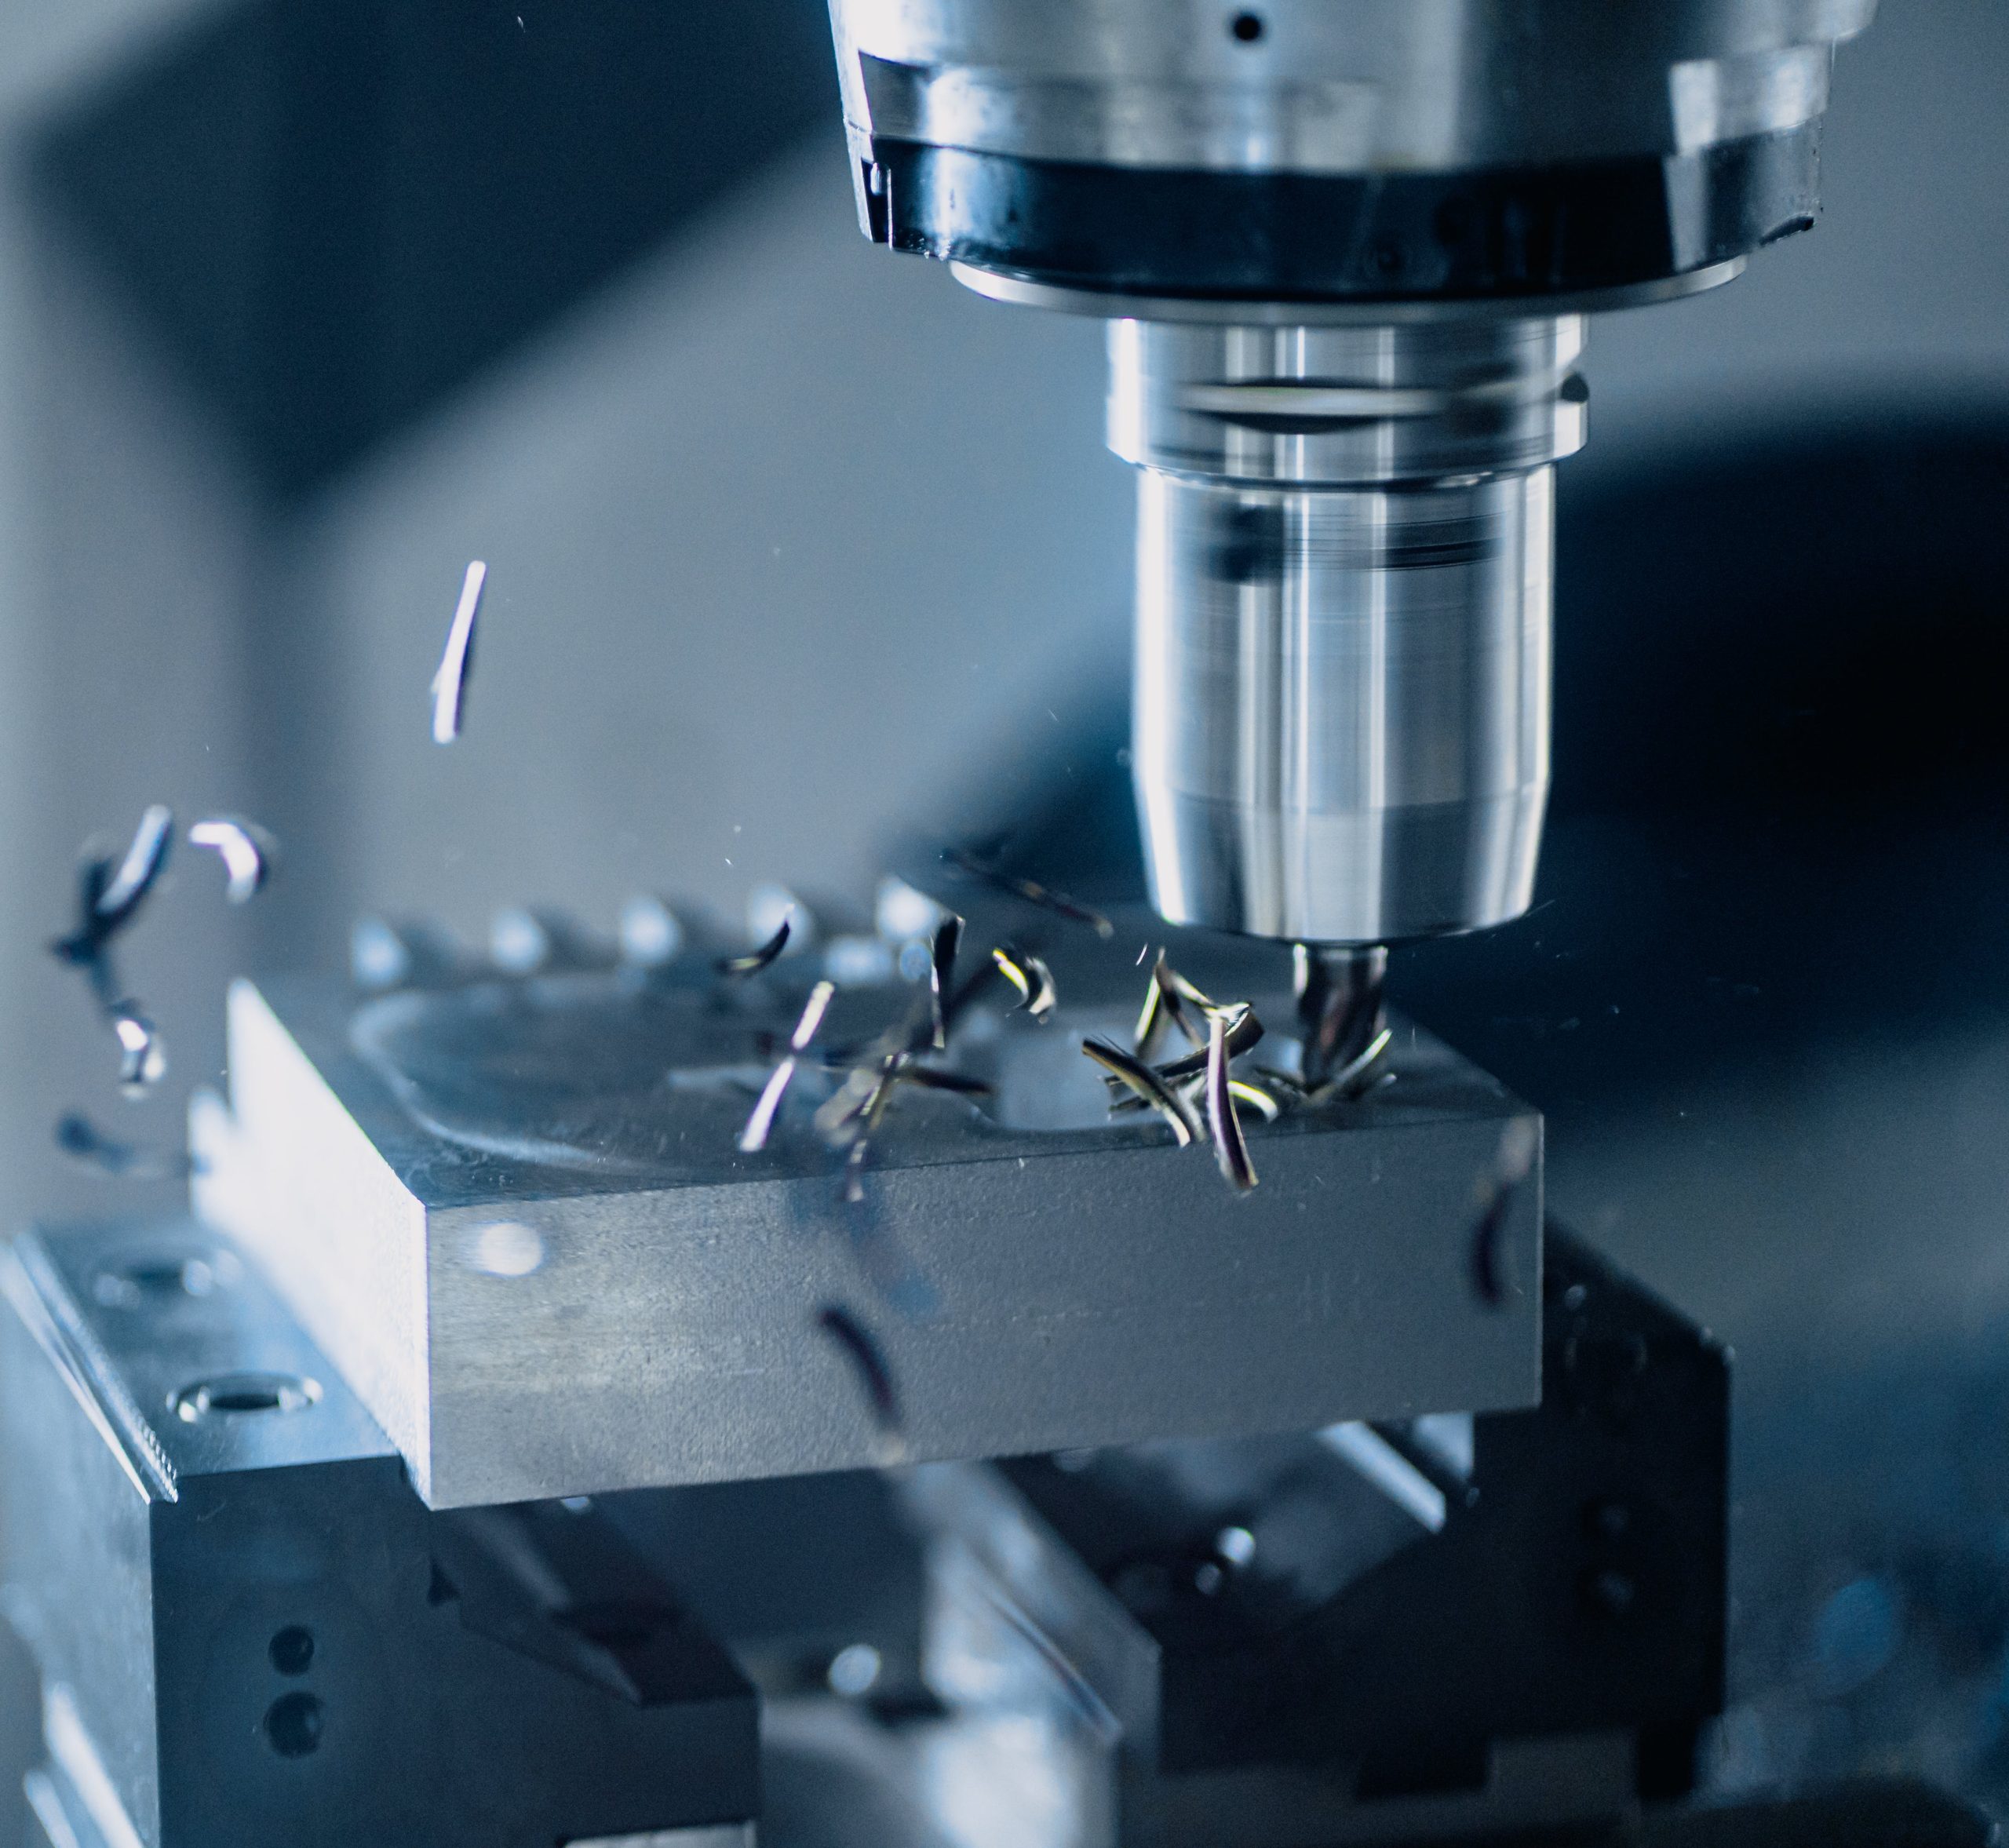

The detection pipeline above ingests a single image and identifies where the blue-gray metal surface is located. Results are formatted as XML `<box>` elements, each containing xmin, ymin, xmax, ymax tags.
<box><xmin>0</xmin><ymin>1220</ymin><xmax>757</xmax><ymax>1848</ymax></box>
<box><xmin>193</xmin><ymin>919</ymin><xmax>1542</xmax><ymax>1507</ymax></box>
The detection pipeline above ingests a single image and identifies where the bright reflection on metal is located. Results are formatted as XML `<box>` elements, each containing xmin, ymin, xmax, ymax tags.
<box><xmin>430</xmin><ymin>560</ymin><xmax>485</xmax><ymax>744</ymax></box>
<box><xmin>618</xmin><ymin>895</ymin><xmax>684</xmax><ymax>968</ymax></box>
<box><xmin>465</xmin><ymin>1219</ymin><xmax>545</xmax><ymax>1278</ymax></box>
<box><xmin>1318</xmin><ymin>1421</ymin><xmax>1447</xmax><ymax>1533</ymax></box>
<box><xmin>489</xmin><ymin>907</ymin><xmax>552</xmax><ymax>975</ymax></box>
<box><xmin>738</xmin><ymin>981</ymin><xmax>838</xmax><ymax>1153</ymax></box>
<box><xmin>876</xmin><ymin>875</ymin><xmax>946</xmax><ymax>942</ymax></box>
<box><xmin>97</xmin><ymin>805</ymin><xmax>174</xmax><ymax>922</ymax></box>
<box><xmin>825</xmin><ymin>934</ymin><xmax>895</xmax><ymax>985</ymax></box>
<box><xmin>1411</xmin><ymin>1410</ymin><xmax>1475</xmax><ymax>1480</ymax></box>
<box><xmin>43</xmin><ymin>1685</ymin><xmax>146</xmax><ymax>1848</ymax></box>
<box><xmin>188</xmin><ymin>817</ymin><xmax>274</xmax><ymax>903</ymax></box>
<box><xmin>563</xmin><ymin>1829</ymin><xmax>753</xmax><ymax>1848</ymax></box>
<box><xmin>352</xmin><ymin>917</ymin><xmax>411</xmax><ymax>990</ymax></box>
<box><xmin>747</xmin><ymin>881</ymin><xmax>809</xmax><ymax>950</ymax></box>
<box><xmin>112</xmin><ymin>1008</ymin><xmax>166</xmax><ymax>1093</ymax></box>
<box><xmin>826</xmin><ymin>1642</ymin><xmax>883</xmax><ymax>1697</ymax></box>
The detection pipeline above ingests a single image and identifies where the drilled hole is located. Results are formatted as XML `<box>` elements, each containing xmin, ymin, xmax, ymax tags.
<box><xmin>171</xmin><ymin>1372</ymin><xmax>319</xmax><ymax>1422</ymax></box>
<box><xmin>93</xmin><ymin>1252</ymin><xmax>233</xmax><ymax>1310</ymax></box>
<box><xmin>1230</xmin><ymin>10</ymin><xmax>1265</xmax><ymax>42</ymax></box>
<box><xmin>263</xmin><ymin>1691</ymin><xmax>323</xmax><ymax>1758</ymax></box>
<box><xmin>269</xmin><ymin>1626</ymin><xmax>315</xmax><ymax>1676</ymax></box>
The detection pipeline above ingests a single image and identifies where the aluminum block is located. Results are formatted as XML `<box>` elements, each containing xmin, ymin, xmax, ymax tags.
<box><xmin>193</xmin><ymin>945</ymin><xmax>1540</xmax><ymax>1509</ymax></box>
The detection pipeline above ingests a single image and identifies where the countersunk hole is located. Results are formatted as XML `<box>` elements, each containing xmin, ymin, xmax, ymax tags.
<box><xmin>263</xmin><ymin>1691</ymin><xmax>323</xmax><ymax>1758</ymax></box>
<box><xmin>93</xmin><ymin>1251</ymin><xmax>236</xmax><ymax>1310</ymax></box>
<box><xmin>1230</xmin><ymin>10</ymin><xmax>1265</xmax><ymax>42</ymax></box>
<box><xmin>269</xmin><ymin>1626</ymin><xmax>315</xmax><ymax>1676</ymax></box>
<box><xmin>171</xmin><ymin>1372</ymin><xmax>320</xmax><ymax>1422</ymax></box>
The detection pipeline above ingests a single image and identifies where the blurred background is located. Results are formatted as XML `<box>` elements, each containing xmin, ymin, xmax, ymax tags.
<box><xmin>0</xmin><ymin>0</ymin><xmax>2005</xmax><ymax>1839</ymax></box>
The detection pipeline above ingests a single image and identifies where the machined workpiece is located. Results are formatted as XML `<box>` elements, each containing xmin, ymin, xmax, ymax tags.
<box><xmin>191</xmin><ymin>924</ymin><xmax>1542</xmax><ymax>1509</ymax></box>
<box><xmin>0</xmin><ymin>1220</ymin><xmax>757</xmax><ymax>1848</ymax></box>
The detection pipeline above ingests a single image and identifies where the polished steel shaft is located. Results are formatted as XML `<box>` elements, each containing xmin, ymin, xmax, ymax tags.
<box><xmin>830</xmin><ymin>0</ymin><xmax>1876</xmax><ymax>181</ymax></box>
<box><xmin>828</xmin><ymin>0</ymin><xmax>1878</xmax><ymax>946</ymax></box>
<box><xmin>1116</xmin><ymin>316</ymin><xmax>1578</xmax><ymax>945</ymax></box>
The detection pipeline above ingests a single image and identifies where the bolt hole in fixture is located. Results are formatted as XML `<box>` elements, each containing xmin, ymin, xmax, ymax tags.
<box><xmin>170</xmin><ymin>1371</ymin><xmax>320</xmax><ymax>1421</ymax></box>
<box><xmin>263</xmin><ymin>1691</ymin><xmax>324</xmax><ymax>1759</ymax></box>
<box><xmin>1230</xmin><ymin>10</ymin><xmax>1264</xmax><ymax>42</ymax></box>
<box><xmin>93</xmin><ymin>1250</ymin><xmax>237</xmax><ymax>1309</ymax></box>
<box><xmin>269</xmin><ymin>1626</ymin><xmax>315</xmax><ymax>1676</ymax></box>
